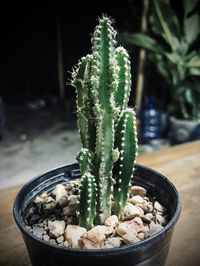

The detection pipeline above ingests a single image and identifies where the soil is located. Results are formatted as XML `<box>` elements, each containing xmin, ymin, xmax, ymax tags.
<box><xmin>24</xmin><ymin>181</ymin><xmax>168</xmax><ymax>249</ymax></box>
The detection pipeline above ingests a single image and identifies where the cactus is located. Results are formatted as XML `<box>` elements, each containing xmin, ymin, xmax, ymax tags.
<box><xmin>71</xmin><ymin>16</ymin><xmax>138</xmax><ymax>229</ymax></box>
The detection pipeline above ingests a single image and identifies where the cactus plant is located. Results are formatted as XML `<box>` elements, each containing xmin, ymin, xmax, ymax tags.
<box><xmin>71</xmin><ymin>16</ymin><xmax>138</xmax><ymax>230</ymax></box>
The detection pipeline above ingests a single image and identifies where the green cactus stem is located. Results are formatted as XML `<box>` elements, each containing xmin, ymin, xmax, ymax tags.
<box><xmin>71</xmin><ymin>55</ymin><xmax>96</xmax><ymax>152</ymax></box>
<box><xmin>113</xmin><ymin>109</ymin><xmax>138</xmax><ymax>215</ymax></box>
<box><xmin>91</xmin><ymin>17</ymin><xmax>118</xmax><ymax>223</ymax></box>
<box><xmin>71</xmin><ymin>16</ymin><xmax>138</xmax><ymax>229</ymax></box>
<box><xmin>77</xmin><ymin>172</ymin><xmax>97</xmax><ymax>230</ymax></box>
<box><xmin>76</xmin><ymin>148</ymin><xmax>93</xmax><ymax>176</ymax></box>
<box><xmin>115</xmin><ymin>47</ymin><xmax>132</xmax><ymax>112</ymax></box>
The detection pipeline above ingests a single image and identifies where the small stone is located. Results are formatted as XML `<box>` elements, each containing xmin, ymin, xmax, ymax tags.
<box><xmin>145</xmin><ymin>224</ymin><xmax>163</xmax><ymax>238</ymax></box>
<box><xmin>56</xmin><ymin>235</ymin><xmax>64</xmax><ymax>244</ymax></box>
<box><xmin>58</xmin><ymin>196</ymin><xmax>68</xmax><ymax>207</ymax></box>
<box><xmin>42</xmin><ymin>234</ymin><xmax>50</xmax><ymax>241</ymax></box>
<box><xmin>142</xmin><ymin>213</ymin><xmax>154</xmax><ymax>223</ymax></box>
<box><xmin>28</xmin><ymin>206</ymin><xmax>37</xmax><ymax>214</ymax></box>
<box><xmin>62</xmin><ymin>195</ymin><xmax>77</xmax><ymax>216</ymax></box>
<box><xmin>52</xmin><ymin>184</ymin><xmax>67</xmax><ymax>202</ymax></box>
<box><xmin>32</xmin><ymin>226</ymin><xmax>45</xmax><ymax>239</ymax></box>
<box><xmin>144</xmin><ymin>196</ymin><xmax>150</xmax><ymax>201</ymax></box>
<box><xmin>137</xmin><ymin>232</ymin><xmax>145</xmax><ymax>240</ymax></box>
<box><xmin>141</xmin><ymin>225</ymin><xmax>149</xmax><ymax>233</ymax></box>
<box><xmin>64</xmin><ymin>225</ymin><xmax>87</xmax><ymax>248</ymax></box>
<box><xmin>132</xmin><ymin>217</ymin><xmax>144</xmax><ymax>233</ymax></box>
<box><xmin>139</xmin><ymin>200</ymin><xmax>153</xmax><ymax>213</ymax></box>
<box><xmin>116</xmin><ymin>217</ymin><xmax>144</xmax><ymax>237</ymax></box>
<box><xmin>41</xmin><ymin>192</ymin><xmax>48</xmax><ymax>198</ymax></box>
<box><xmin>131</xmin><ymin>186</ymin><xmax>147</xmax><ymax>197</ymax></box>
<box><xmin>49</xmin><ymin>239</ymin><xmax>57</xmax><ymax>245</ymax></box>
<box><xmin>116</xmin><ymin>221</ymin><xmax>137</xmax><ymax>237</ymax></box>
<box><xmin>121</xmin><ymin>203</ymin><xmax>144</xmax><ymax>221</ymax></box>
<box><xmin>78</xmin><ymin>225</ymin><xmax>113</xmax><ymax>249</ymax></box>
<box><xmin>71</xmin><ymin>180</ymin><xmax>80</xmax><ymax>186</ymax></box>
<box><xmin>156</xmin><ymin>210</ymin><xmax>164</xmax><ymax>215</ymax></box>
<box><xmin>72</xmin><ymin>188</ymin><xmax>79</xmax><ymax>195</ymax></box>
<box><xmin>93</xmin><ymin>225</ymin><xmax>114</xmax><ymax>237</ymax></box>
<box><xmin>63</xmin><ymin>240</ymin><xmax>69</xmax><ymax>247</ymax></box>
<box><xmin>129</xmin><ymin>195</ymin><xmax>144</xmax><ymax>205</ymax></box>
<box><xmin>63</xmin><ymin>205</ymin><xmax>76</xmax><ymax>216</ymax></box>
<box><xmin>48</xmin><ymin>220</ymin><xmax>65</xmax><ymax>238</ymax></box>
<box><xmin>68</xmin><ymin>195</ymin><xmax>78</xmax><ymax>207</ymax></box>
<box><xmin>43</xmin><ymin>197</ymin><xmax>57</xmax><ymax>211</ymax></box>
<box><xmin>122</xmin><ymin>232</ymin><xmax>140</xmax><ymax>244</ymax></box>
<box><xmin>104</xmin><ymin>215</ymin><xmax>118</xmax><ymax>228</ymax></box>
<box><xmin>34</xmin><ymin>192</ymin><xmax>48</xmax><ymax>204</ymax></box>
<box><xmin>78</xmin><ymin>237</ymin><xmax>103</xmax><ymax>249</ymax></box>
<box><xmin>33</xmin><ymin>221</ymin><xmax>43</xmax><ymax>227</ymax></box>
<box><xmin>149</xmin><ymin>220</ymin><xmax>156</xmax><ymax>229</ymax></box>
<box><xmin>25</xmin><ymin>225</ymin><xmax>32</xmax><ymax>231</ymax></box>
<box><xmin>104</xmin><ymin>237</ymin><xmax>122</xmax><ymax>248</ymax></box>
<box><xmin>34</xmin><ymin>196</ymin><xmax>45</xmax><ymax>204</ymax></box>
<box><xmin>66</xmin><ymin>216</ymin><xmax>77</xmax><ymax>225</ymax></box>
<box><xmin>155</xmin><ymin>213</ymin><xmax>167</xmax><ymax>225</ymax></box>
<box><xmin>43</xmin><ymin>219</ymin><xmax>48</xmax><ymax>229</ymax></box>
<box><xmin>90</xmin><ymin>225</ymin><xmax>114</xmax><ymax>238</ymax></box>
<box><xmin>154</xmin><ymin>201</ymin><xmax>166</xmax><ymax>214</ymax></box>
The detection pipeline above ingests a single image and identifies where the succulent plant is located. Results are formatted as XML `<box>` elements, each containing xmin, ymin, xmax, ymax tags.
<box><xmin>120</xmin><ymin>0</ymin><xmax>200</xmax><ymax>120</ymax></box>
<box><xmin>71</xmin><ymin>16</ymin><xmax>138</xmax><ymax>230</ymax></box>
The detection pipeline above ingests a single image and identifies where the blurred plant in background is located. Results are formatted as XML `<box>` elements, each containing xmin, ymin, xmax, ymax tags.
<box><xmin>120</xmin><ymin>0</ymin><xmax>200</xmax><ymax>121</ymax></box>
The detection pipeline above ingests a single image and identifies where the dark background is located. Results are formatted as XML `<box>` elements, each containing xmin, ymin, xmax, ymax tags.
<box><xmin>0</xmin><ymin>1</ymin><xmax>142</xmax><ymax>105</ymax></box>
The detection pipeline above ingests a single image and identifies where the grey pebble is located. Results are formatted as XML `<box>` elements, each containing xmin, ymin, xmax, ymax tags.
<box><xmin>49</xmin><ymin>239</ymin><xmax>57</xmax><ymax>245</ymax></box>
<box><xmin>42</xmin><ymin>234</ymin><xmax>50</xmax><ymax>241</ymax></box>
<box><xmin>32</xmin><ymin>226</ymin><xmax>45</xmax><ymax>239</ymax></box>
<box><xmin>56</xmin><ymin>235</ymin><xmax>64</xmax><ymax>244</ymax></box>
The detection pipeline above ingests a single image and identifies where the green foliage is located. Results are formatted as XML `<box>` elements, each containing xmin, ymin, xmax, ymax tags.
<box><xmin>71</xmin><ymin>16</ymin><xmax>138</xmax><ymax>229</ymax></box>
<box><xmin>120</xmin><ymin>0</ymin><xmax>200</xmax><ymax>120</ymax></box>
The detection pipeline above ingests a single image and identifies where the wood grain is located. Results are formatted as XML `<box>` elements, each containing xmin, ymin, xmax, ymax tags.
<box><xmin>0</xmin><ymin>140</ymin><xmax>200</xmax><ymax>266</ymax></box>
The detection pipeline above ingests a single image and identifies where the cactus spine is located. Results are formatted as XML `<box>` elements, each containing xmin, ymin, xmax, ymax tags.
<box><xmin>71</xmin><ymin>16</ymin><xmax>138</xmax><ymax>229</ymax></box>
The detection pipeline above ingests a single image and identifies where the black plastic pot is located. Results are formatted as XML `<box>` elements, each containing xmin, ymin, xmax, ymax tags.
<box><xmin>13</xmin><ymin>163</ymin><xmax>181</xmax><ymax>266</ymax></box>
<box><xmin>169</xmin><ymin>116</ymin><xmax>200</xmax><ymax>144</ymax></box>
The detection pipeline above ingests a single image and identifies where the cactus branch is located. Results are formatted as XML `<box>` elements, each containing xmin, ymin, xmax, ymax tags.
<box><xmin>113</xmin><ymin>109</ymin><xmax>138</xmax><ymax>214</ymax></box>
<box><xmin>91</xmin><ymin>17</ymin><xmax>118</xmax><ymax>223</ymax></box>
<box><xmin>77</xmin><ymin>173</ymin><xmax>97</xmax><ymax>230</ymax></box>
<box><xmin>76</xmin><ymin>148</ymin><xmax>93</xmax><ymax>176</ymax></box>
<box><xmin>115</xmin><ymin>47</ymin><xmax>132</xmax><ymax>111</ymax></box>
<box><xmin>71</xmin><ymin>55</ymin><xmax>95</xmax><ymax>151</ymax></box>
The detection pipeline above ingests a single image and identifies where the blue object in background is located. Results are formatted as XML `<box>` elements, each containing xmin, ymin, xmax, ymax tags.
<box><xmin>139</xmin><ymin>96</ymin><xmax>161</xmax><ymax>143</ymax></box>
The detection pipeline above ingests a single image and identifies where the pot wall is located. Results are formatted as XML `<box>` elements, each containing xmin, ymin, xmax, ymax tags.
<box><xmin>169</xmin><ymin>116</ymin><xmax>200</xmax><ymax>144</ymax></box>
<box><xmin>13</xmin><ymin>163</ymin><xmax>181</xmax><ymax>266</ymax></box>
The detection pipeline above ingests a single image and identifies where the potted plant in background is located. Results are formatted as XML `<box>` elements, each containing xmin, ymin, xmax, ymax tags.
<box><xmin>13</xmin><ymin>16</ymin><xmax>181</xmax><ymax>266</ymax></box>
<box><xmin>120</xmin><ymin>0</ymin><xmax>200</xmax><ymax>144</ymax></box>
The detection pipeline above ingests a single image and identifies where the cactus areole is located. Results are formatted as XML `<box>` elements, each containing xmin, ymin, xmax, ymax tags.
<box><xmin>71</xmin><ymin>16</ymin><xmax>138</xmax><ymax>229</ymax></box>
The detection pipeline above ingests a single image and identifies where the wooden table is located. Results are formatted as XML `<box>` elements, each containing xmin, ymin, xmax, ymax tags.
<box><xmin>0</xmin><ymin>141</ymin><xmax>200</xmax><ymax>266</ymax></box>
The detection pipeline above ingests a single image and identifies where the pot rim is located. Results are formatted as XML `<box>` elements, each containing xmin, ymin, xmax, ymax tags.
<box><xmin>13</xmin><ymin>163</ymin><xmax>181</xmax><ymax>255</ymax></box>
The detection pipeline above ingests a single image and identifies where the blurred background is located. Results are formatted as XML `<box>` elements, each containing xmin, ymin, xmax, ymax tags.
<box><xmin>0</xmin><ymin>0</ymin><xmax>200</xmax><ymax>188</ymax></box>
